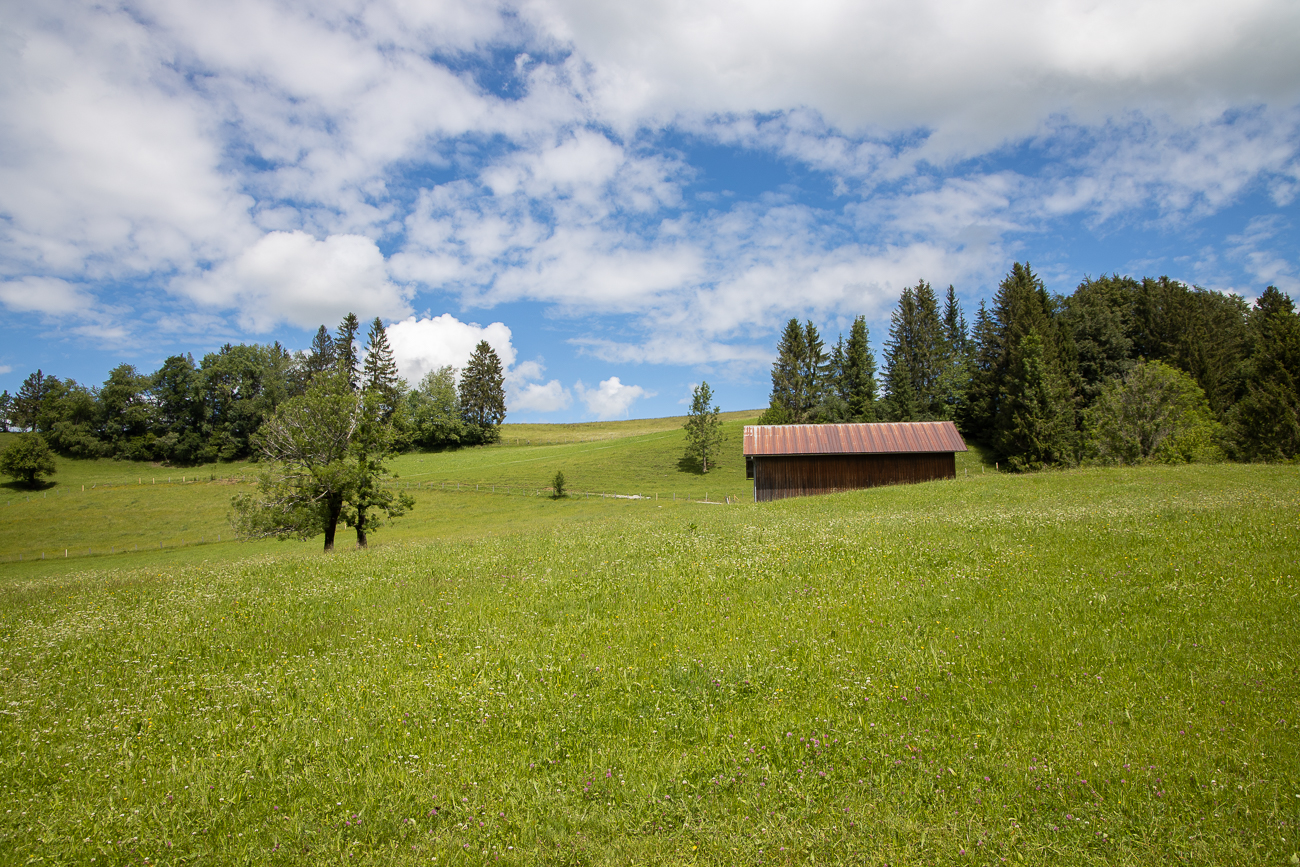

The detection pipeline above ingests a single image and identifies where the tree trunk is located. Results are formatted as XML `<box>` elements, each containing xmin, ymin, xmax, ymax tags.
<box><xmin>323</xmin><ymin>494</ymin><xmax>343</xmax><ymax>552</ymax></box>
<box><xmin>355</xmin><ymin>506</ymin><xmax>368</xmax><ymax>548</ymax></box>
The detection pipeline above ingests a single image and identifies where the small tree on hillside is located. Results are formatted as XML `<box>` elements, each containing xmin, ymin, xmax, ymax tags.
<box><xmin>0</xmin><ymin>433</ymin><xmax>57</xmax><ymax>487</ymax></box>
<box><xmin>684</xmin><ymin>381</ymin><xmax>723</xmax><ymax>473</ymax></box>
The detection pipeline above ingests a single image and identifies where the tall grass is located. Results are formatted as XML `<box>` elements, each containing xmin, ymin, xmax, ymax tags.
<box><xmin>1</xmin><ymin>463</ymin><xmax>1296</xmax><ymax>864</ymax></box>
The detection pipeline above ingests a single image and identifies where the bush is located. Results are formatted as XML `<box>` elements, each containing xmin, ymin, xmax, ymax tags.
<box><xmin>0</xmin><ymin>433</ymin><xmax>58</xmax><ymax>487</ymax></box>
<box><xmin>551</xmin><ymin>469</ymin><xmax>566</xmax><ymax>499</ymax></box>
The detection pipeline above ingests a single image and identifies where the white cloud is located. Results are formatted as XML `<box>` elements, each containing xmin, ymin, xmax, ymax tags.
<box><xmin>0</xmin><ymin>365</ymin><xmax>12</xmax><ymax>375</ymax></box>
<box><xmin>0</xmin><ymin>277</ymin><xmax>98</xmax><ymax>316</ymax></box>
<box><xmin>510</xmin><ymin>379</ymin><xmax>572</xmax><ymax>413</ymax></box>
<box><xmin>386</xmin><ymin>313</ymin><xmax>516</xmax><ymax>385</ymax></box>
<box><xmin>177</xmin><ymin>231</ymin><xmax>411</xmax><ymax>331</ymax></box>
<box><xmin>574</xmin><ymin>376</ymin><xmax>652</xmax><ymax>419</ymax></box>
<box><xmin>528</xmin><ymin>0</ymin><xmax>1300</xmax><ymax>150</ymax></box>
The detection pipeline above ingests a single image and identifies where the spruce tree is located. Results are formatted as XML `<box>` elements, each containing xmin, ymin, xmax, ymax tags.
<box><xmin>942</xmin><ymin>285</ymin><xmax>969</xmax><ymax>357</ymax></box>
<box><xmin>335</xmin><ymin>313</ymin><xmax>361</xmax><ymax>391</ymax></box>
<box><xmin>999</xmin><ymin>331</ymin><xmax>1077</xmax><ymax>470</ymax></box>
<box><xmin>843</xmin><ymin>315</ymin><xmax>878</xmax><ymax>421</ymax></box>
<box><xmin>769</xmin><ymin>318</ymin><xmax>807</xmax><ymax>422</ymax></box>
<box><xmin>800</xmin><ymin>320</ymin><xmax>829</xmax><ymax>420</ymax></box>
<box><xmin>303</xmin><ymin>325</ymin><xmax>337</xmax><ymax>386</ymax></box>
<box><xmin>362</xmin><ymin>317</ymin><xmax>402</xmax><ymax>416</ymax></box>
<box><xmin>882</xmin><ymin>282</ymin><xmax>945</xmax><ymax>420</ymax></box>
<box><xmin>14</xmin><ymin>369</ymin><xmax>49</xmax><ymax>432</ymax></box>
<box><xmin>459</xmin><ymin>340</ymin><xmax>507</xmax><ymax>438</ymax></box>
<box><xmin>1230</xmin><ymin>286</ymin><xmax>1300</xmax><ymax>459</ymax></box>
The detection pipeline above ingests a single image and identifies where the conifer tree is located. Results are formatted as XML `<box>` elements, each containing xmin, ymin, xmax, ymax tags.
<box><xmin>334</xmin><ymin>313</ymin><xmax>361</xmax><ymax>391</ymax></box>
<box><xmin>882</xmin><ymin>282</ymin><xmax>945</xmax><ymax>419</ymax></box>
<box><xmin>14</xmin><ymin>369</ymin><xmax>50</xmax><ymax>432</ymax></box>
<box><xmin>1230</xmin><ymin>286</ymin><xmax>1300</xmax><ymax>459</ymax></box>
<box><xmin>942</xmin><ymin>285</ymin><xmax>969</xmax><ymax>357</ymax></box>
<box><xmin>999</xmin><ymin>331</ymin><xmax>1077</xmax><ymax>470</ymax></box>
<box><xmin>458</xmin><ymin>340</ymin><xmax>506</xmax><ymax>439</ymax></box>
<box><xmin>362</xmin><ymin>317</ymin><xmax>402</xmax><ymax>416</ymax></box>
<box><xmin>768</xmin><ymin>318</ymin><xmax>807</xmax><ymax>421</ymax></box>
<box><xmin>843</xmin><ymin>315</ymin><xmax>878</xmax><ymax>421</ymax></box>
<box><xmin>767</xmin><ymin>319</ymin><xmax>827</xmax><ymax>423</ymax></box>
<box><xmin>302</xmin><ymin>325</ymin><xmax>337</xmax><ymax>386</ymax></box>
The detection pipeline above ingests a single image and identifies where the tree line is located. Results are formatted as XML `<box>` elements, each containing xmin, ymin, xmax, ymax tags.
<box><xmin>761</xmin><ymin>265</ymin><xmax>1300</xmax><ymax>468</ymax></box>
<box><xmin>0</xmin><ymin>315</ymin><xmax>508</xmax><ymax>464</ymax></box>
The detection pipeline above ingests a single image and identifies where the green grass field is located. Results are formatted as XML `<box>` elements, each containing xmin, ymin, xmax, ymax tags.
<box><xmin>1</xmin><ymin>423</ymin><xmax>1297</xmax><ymax>864</ymax></box>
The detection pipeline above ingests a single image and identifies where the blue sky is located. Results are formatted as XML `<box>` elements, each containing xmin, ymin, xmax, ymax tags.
<box><xmin>2</xmin><ymin>0</ymin><xmax>1297</xmax><ymax>421</ymax></box>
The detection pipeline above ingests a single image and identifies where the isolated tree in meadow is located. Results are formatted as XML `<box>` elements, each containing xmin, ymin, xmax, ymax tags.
<box><xmin>684</xmin><ymin>381</ymin><xmax>723</xmax><ymax>473</ymax></box>
<box><xmin>1086</xmin><ymin>360</ymin><xmax>1222</xmax><ymax>464</ymax></box>
<box><xmin>0</xmin><ymin>433</ymin><xmax>57</xmax><ymax>488</ymax></box>
<box><xmin>458</xmin><ymin>340</ymin><xmax>506</xmax><ymax>440</ymax></box>
<box><xmin>231</xmin><ymin>371</ymin><xmax>360</xmax><ymax>552</ymax></box>
<box><xmin>551</xmin><ymin>469</ymin><xmax>566</xmax><ymax>498</ymax></box>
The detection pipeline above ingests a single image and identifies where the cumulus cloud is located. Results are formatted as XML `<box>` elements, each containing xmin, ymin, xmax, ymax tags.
<box><xmin>1</xmin><ymin>0</ymin><xmax>1297</xmax><ymax>384</ymax></box>
<box><xmin>529</xmin><ymin>0</ymin><xmax>1300</xmax><ymax>149</ymax></box>
<box><xmin>177</xmin><ymin>231</ymin><xmax>411</xmax><ymax>331</ymax></box>
<box><xmin>386</xmin><ymin>313</ymin><xmax>516</xmax><ymax>385</ymax></box>
<box><xmin>0</xmin><ymin>277</ymin><xmax>99</xmax><ymax>316</ymax></box>
<box><xmin>574</xmin><ymin>376</ymin><xmax>652</xmax><ymax>419</ymax></box>
<box><xmin>511</xmin><ymin>379</ymin><xmax>573</xmax><ymax>413</ymax></box>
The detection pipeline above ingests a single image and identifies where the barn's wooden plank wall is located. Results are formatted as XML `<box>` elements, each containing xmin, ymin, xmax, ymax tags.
<box><xmin>752</xmin><ymin>453</ymin><xmax>956</xmax><ymax>502</ymax></box>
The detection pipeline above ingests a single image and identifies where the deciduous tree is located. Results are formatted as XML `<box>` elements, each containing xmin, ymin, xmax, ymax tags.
<box><xmin>684</xmin><ymin>381</ymin><xmax>723</xmax><ymax>472</ymax></box>
<box><xmin>231</xmin><ymin>371</ymin><xmax>359</xmax><ymax>552</ymax></box>
<box><xmin>0</xmin><ymin>433</ymin><xmax>57</xmax><ymax>487</ymax></box>
<box><xmin>1086</xmin><ymin>360</ymin><xmax>1222</xmax><ymax>464</ymax></box>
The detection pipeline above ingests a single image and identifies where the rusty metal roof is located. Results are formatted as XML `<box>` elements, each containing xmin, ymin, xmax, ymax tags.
<box><xmin>743</xmin><ymin>422</ymin><xmax>968</xmax><ymax>456</ymax></box>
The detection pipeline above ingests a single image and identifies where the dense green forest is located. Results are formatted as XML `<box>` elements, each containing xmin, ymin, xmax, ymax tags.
<box><xmin>0</xmin><ymin>315</ymin><xmax>507</xmax><ymax>465</ymax></box>
<box><xmin>762</xmin><ymin>264</ymin><xmax>1300</xmax><ymax>467</ymax></box>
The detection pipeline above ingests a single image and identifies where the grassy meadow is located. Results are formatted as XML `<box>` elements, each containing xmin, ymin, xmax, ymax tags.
<box><xmin>0</xmin><ymin>420</ymin><xmax>1298</xmax><ymax>864</ymax></box>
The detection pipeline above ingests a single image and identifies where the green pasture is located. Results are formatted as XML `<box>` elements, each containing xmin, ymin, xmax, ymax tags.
<box><xmin>1</xmin><ymin>449</ymin><xmax>1297</xmax><ymax>864</ymax></box>
<box><xmin>1</xmin><ymin>414</ymin><xmax>1002</xmax><ymax>572</ymax></box>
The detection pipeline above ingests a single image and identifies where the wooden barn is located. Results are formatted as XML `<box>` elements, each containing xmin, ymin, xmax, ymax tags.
<box><xmin>744</xmin><ymin>422</ymin><xmax>968</xmax><ymax>502</ymax></box>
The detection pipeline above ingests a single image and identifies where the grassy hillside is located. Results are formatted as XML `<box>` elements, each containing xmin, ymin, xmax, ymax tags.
<box><xmin>1</xmin><ymin>458</ymin><xmax>1297</xmax><ymax>864</ymax></box>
